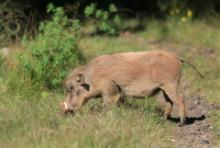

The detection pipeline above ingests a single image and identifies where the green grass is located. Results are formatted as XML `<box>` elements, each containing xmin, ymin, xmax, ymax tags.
<box><xmin>0</xmin><ymin>90</ymin><xmax>170</xmax><ymax>147</ymax></box>
<box><xmin>1</xmin><ymin>17</ymin><xmax>220</xmax><ymax>147</ymax></box>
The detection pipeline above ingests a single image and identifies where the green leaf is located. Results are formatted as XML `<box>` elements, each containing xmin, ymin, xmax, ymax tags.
<box><xmin>109</xmin><ymin>4</ymin><xmax>118</xmax><ymax>12</ymax></box>
<box><xmin>113</xmin><ymin>15</ymin><xmax>121</xmax><ymax>24</ymax></box>
<box><xmin>47</xmin><ymin>3</ymin><xmax>55</xmax><ymax>13</ymax></box>
<box><xmin>84</xmin><ymin>3</ymin><xmax>96</xmax><ymax>17</ymax></box>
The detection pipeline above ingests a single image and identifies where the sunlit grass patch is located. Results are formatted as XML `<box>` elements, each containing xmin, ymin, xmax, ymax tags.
<box><xmin>139</xmin><ymin>18</ymin><xmax>220</xmax><ymax>51</ymax></box>
<box><xmin>79</xmin><ymin>35</ymin><xmax>152</xmax><ymax>60</ymax></box>
<box><xmin>0</xmin><ymin>91</ymin><xmax>171</xmax><ymax>147</ymax></box>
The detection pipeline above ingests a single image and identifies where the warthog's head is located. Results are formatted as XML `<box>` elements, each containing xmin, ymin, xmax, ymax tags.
<box><xmin>60</xmin><ymin>72</ymin><xmax>89</xmax><ymax>115</ymax></box>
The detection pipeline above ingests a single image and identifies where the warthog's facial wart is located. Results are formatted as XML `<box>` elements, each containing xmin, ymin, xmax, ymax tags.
<box><xmin>60</xmin><ymin>82</ymin><xmax>89</xmax><ymax>115</ymax></box>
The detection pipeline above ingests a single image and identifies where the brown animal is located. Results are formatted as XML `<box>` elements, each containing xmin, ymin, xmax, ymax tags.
<box><xmin>60</xmin><ymin>50</ymin><xmax>203</xmax><ymax>125</ymax></box>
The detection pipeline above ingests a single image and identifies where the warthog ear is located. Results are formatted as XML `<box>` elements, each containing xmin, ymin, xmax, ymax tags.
<box><xmin>76</xmin><ymin>73</ymin><xmax>85</xmax><ymax>84</ymax></box>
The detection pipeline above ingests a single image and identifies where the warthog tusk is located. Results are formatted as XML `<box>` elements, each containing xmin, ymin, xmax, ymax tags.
<box><xmin>63</xmin><ymin>102</ymin><xmax>68</xmax><ymax>110</ymax></box>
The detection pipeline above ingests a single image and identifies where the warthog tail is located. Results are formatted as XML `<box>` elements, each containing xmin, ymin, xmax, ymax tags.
<box><xmin>178</xmin><ymin>57</ymin><xmax>205</xmax><ymax>79</ymax></box>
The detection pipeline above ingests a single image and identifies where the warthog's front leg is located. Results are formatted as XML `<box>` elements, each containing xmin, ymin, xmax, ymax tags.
<box><xmin>99</xmin><ymin>79</ymin><xmax>123</xmax><ymax>107</ymax></box>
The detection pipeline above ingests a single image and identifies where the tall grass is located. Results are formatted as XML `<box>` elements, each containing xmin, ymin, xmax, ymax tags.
<box><xmin>0</xmin><ymin>89</ymin><xmax>170</xmax><ymax>147</ymax></box>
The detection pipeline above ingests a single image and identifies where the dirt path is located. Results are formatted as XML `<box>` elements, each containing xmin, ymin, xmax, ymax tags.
<box><xmin>152</xmin><ymin>71</ymin><xmax>219</xmax><ymax>148</ymax></box>
<box><xmin>170</xmin><ymin>90</ymin><xmax>215</xmax><ymax>148</ymax></box>
<box><xmin>153</xmin><ymin>82</ymin><xmax>217</xmax><ymax>148</ymax></box>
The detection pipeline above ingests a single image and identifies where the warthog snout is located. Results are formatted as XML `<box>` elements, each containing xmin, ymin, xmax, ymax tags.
<box><xmin>59</xmin><ymin>102</ymin><xmax>74</xmax><ymax>115</ymax></box>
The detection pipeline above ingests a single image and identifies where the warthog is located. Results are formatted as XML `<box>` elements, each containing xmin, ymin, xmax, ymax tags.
<box><xmin>60</xmin><ymin>50</ymin><xmax>203</xmax><ymax>125</ymax></box>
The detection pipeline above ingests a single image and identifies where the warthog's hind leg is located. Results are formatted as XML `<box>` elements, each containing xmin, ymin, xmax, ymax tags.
<box><xmin>162</xmin><ymin>90</ymin><xmax>173</xmax><ymax>119</ymax></box>
<box><xmin>162</xmin><ymin>84</ymin><xmax>186</xmax><ymax>126</ymax></box>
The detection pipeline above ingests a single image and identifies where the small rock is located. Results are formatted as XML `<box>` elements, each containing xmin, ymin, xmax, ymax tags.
<box><xmin>201</xmin><ymin>139</ymin><xmax>209</xmax><ymax>144</ymax></box>
<box><xmin>194</xmin><ymin>100</ymin><xmax>200</xmax><ymax>105</ymax></box>
<box><xmin>201</xmin><ymin>134</ymin><xmax>208</xmax><ymax>138</ymax></box>
<box><xmin>204</xmin><ymin>48</ymin><xmax>214</xmax><ymax>54</ymax></box>
<box><xmin>120</xmin><ymin>31</ymin><xmax>131</xmax><ymax>37</ymax></box>
<box><xmin>208</xmin><ymin>125</ymin><xmax>213</xmax><ymax>130</ymax></box>
<box><xmin>202</xmin><ymin>110</ymin><xmax>208</xmax><ymax>114</ymax></box>
<box><xmin>168</xmin><ymin>136</ymin><xmax>176</xmax><ymax>143</ymax></box>
<box><xmin>0</xmin><ymin>47</ymin><xmax>11</xmax><ymax>57</ymax></box>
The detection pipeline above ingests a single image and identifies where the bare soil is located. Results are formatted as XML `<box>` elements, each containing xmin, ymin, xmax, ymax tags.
<box><xmin>154</xmin><ymin>73</ymin><xmax>219</xmax><ymax>148</ymax></box>
<box><xmin>169</xmin><ymin>90</ymin><xmax>216</xmax><ymax>148</ymax></box>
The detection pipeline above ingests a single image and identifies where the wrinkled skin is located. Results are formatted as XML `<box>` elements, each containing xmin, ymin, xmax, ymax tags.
<box><xmin>60</xmin><ymin>50</ymin><xmax>187</xmax><ymax>125</ymax></box>
<box><xmin>60</xmin><ymin>81</ymin><xmax>89</xmax><ymax>115</ymax></box>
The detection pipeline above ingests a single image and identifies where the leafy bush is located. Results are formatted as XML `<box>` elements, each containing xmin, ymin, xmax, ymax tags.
<box><xmin>84</xmin><ymin>3</ymin><xmax>122</xmax><ymax>35</ymax></box>
<box><xmin>20</xmin><ymin>4</ymin><xmax>81</xmax><ymax>89</ymax></box>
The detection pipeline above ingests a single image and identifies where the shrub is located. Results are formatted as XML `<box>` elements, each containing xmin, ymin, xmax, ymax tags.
<box><xmin>20</xmin><ymin>4</ymin><xmax>81</xmax><ymax>89</ymax></box>
<box><xmin>84</xmin><ymin>3</ymin><xmax>122</xmax><ymax>35</ymax></box>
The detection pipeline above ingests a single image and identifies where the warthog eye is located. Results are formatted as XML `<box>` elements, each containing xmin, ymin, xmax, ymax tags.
<box><xmin>66</xmin><ymin>84</ymin><xmax>74</xmax><ymax>92</ymax></box>
<box><xmin>70</xmin><ymin>85</ymin><xmax>74</xmax><ymax>90</ymax></box>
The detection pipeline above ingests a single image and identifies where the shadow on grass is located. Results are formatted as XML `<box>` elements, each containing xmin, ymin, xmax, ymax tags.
<box><xmin>121</xmin><ymin>101</ymin><xmax>206</xmax><ymax>125</ymax></box>
<box><xmin>168</xmin><ymin>115</ymin><xmax>206</xmax><ymax>125</ymax></box>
